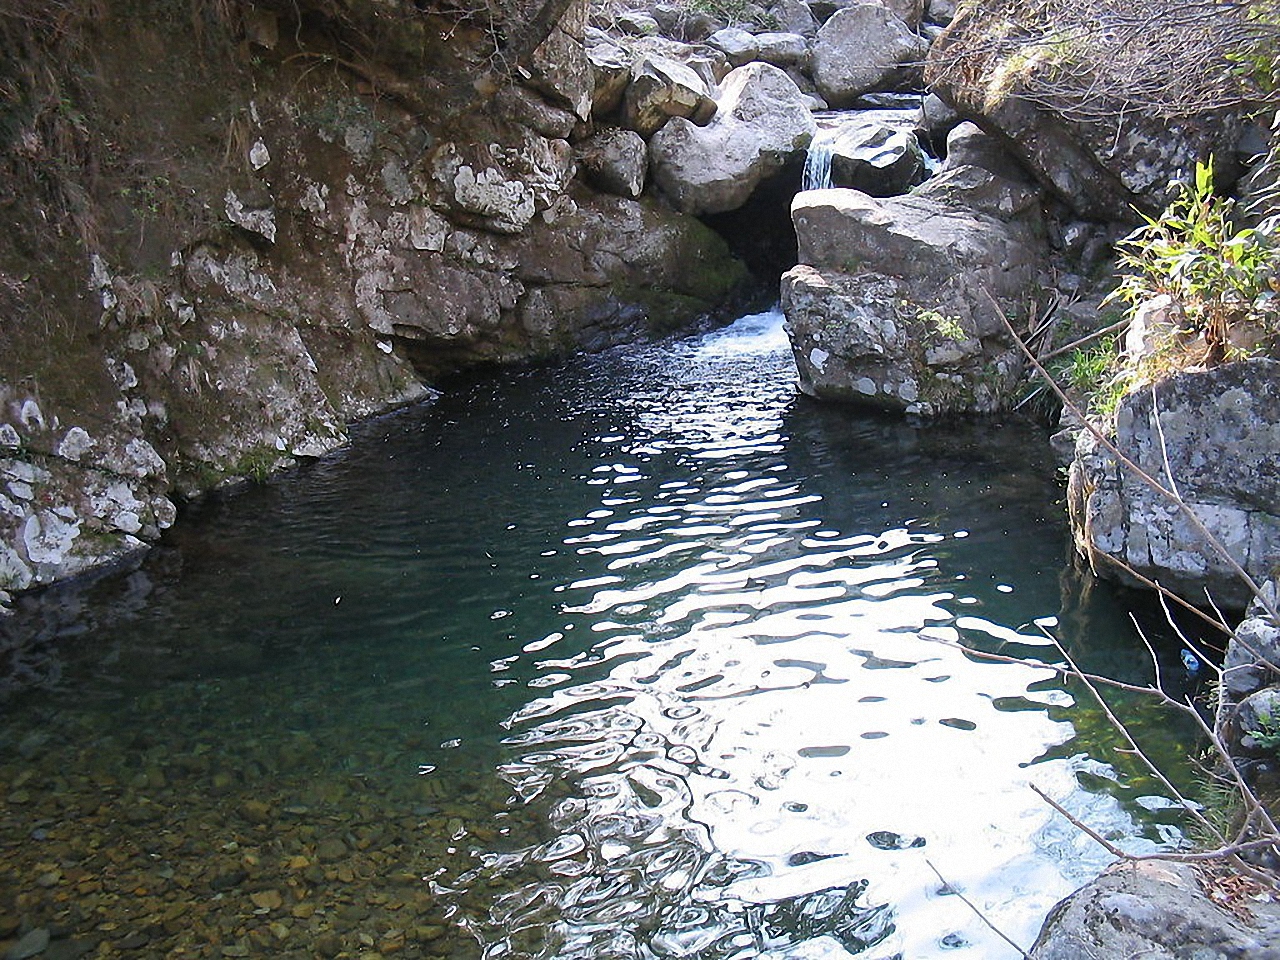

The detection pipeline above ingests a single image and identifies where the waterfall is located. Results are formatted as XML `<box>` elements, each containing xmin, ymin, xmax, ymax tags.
<box><xmin>801</xmin><ymin>128</ymin><xmax>837</xmax><ymax>191</ymax></box>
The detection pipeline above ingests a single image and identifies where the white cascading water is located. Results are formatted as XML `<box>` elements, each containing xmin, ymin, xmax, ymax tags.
<box><xmin>801</xmin><ymin>127</ymin><xmax>838</xmax><ymax>191</ymax></box>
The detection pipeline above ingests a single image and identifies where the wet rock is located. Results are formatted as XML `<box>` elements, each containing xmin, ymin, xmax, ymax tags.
<box><xmin>209</xmin><ymin>869</ymin><xmax>248</xmax><ymax>892</ymax></box>
<box><xmin>812</xmin><ymin>4</ymin><xmax>927</xmax><ymax>107</ymax></box>
<box><xmin>865</xmin><ymin>830</ymin><xmax>925</xmax><ymax>850</ymax></box>
<box><xmin>249</xmin><ymin>889</ymin><xmax>283</xmax><ymax>911</ymax></box>
<box><xmin>314</xmin><ymin>931</ymin><xmax>344</xmax><ymax>957</ymax></box>
<box><xmin>1067</xmin><ymin>359</ymin><xmax>1280</xmax><ymax>610</ymax></box>
<box><xmin>317</xmin><ymin>837</ymin><xmax>349</xmax><ymax>862</ymax></box>
<box><xmin>649</xmin><ymin>62</ymin><xmax>816</xmax><ymax>215</ymax></box>
<box><xmin>238</xmin><ymin>799</ymin><xmax>272</xmax><ymax>824</ymax></box>
<box><xmin>1030</xmin><ymin>859</ymin><xmax>1280</xmax><ymax>959</ymax></box>
<box><xmin>808</xmin><ymin>110</ymin><xmax>927</xmax><ymax>196</ymax></box>
<box><xmin>5</xmin><ymin>928</ymin><xmax>50</xmax><ymax>960</ymax></box>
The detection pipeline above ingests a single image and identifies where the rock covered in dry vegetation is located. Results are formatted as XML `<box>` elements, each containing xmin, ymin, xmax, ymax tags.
<box><xmin>924</xmin><ymin>0</ymin><xmax>1264</xmax><ymax>219</ymax></box>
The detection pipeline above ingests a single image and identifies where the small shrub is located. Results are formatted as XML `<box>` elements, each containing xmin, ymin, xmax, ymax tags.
<box><xmin>918</xmin><ymin>308</ymin><xmax>966</xmax><ymax>342</ymax></box>
<box><xmin>1107</xmin><ymin>160</ymin><xmax>1280</xmax><ymax>364</ymax></box>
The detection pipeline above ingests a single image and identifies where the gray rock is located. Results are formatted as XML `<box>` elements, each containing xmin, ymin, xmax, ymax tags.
<box><xmin>927</xmin><ymin>6</ymin><xmax>1250</xmax><ymax>219</ymax></box>
<box><xmin>882</xmin><ymin>0</ymin><xmax>925</xmax><ymax>29</ymax></box>
<box><xmin>5</xmin><ymin>928</ymin><xmax>50</xmax><ymax>960</ymax></box>
<box><xmin>783</xmin><ymin>189</ymin><xmax>1042</xmax><ymax>415</ymax></box>
<box><xmin>224</xmin><ymin>188</ymin><xmax>275</xmax><ymax>243</ymax></box>
<box><xmin>527</xmin><ymin>0</ymin><xmax>592</xmax><ymax>121</ymax></box>
<box><xmin>812</xmin><ymin>4</ymin><xmax>927</xmax><ymax>106</ymax></box>
<box><xmin>767</xmin><ymin>0</ymin><xmax>819</xmax><ymax>37</ymax></box>
<box><xmin>1067</xmin><ymin>359</ymin><xmax>1280</xmax><ymax>610</ymax></box>
<box><xmin>493</xmin><ymin>84</ymin><xmax>578</xmax><ymax>139</ymax></box>
<box><xmin>650</xmin><ymin>3</ymin><xmax>721</xmax><ymax>42</ymax></box>
<box><xmin>942</xmin><ymin>121</ymin><xmax>1029</xmax><ymax>181</ymax></box>
<box><xmin>806</xmin><ymin>110</ymin><xmax>927</xmax><ymax>195</ymax></box>
<box><xmin>1031</xmin><ymin>859</ymin><xmax>1280</xmax><ymax>959</ymax></box>
<box><xmin>916</xmin><ymin>91</ymin><xmax>960</xmax><ymax>152</ymax></box>
<box><xmin>622</xmin><ymin>54</ymin><xmax>717</xmax><ymax>138</ymax></box>
<box><xmin>430</xmin><ymin>128</ymin><xmax>574</xmax><ymax>235</ymax></box>
<box><xmin>913</xmin><ymin>163</ymin><xmax>1041</xmax><ymax>219</ymax></box>
<box><xmin>925</xmin><ymin>0</ymin><xmax>955</xmax><ymax>24</ymax></box>
<box><xmin>754</xmin><ymin>32</ymin><xmax>811</xmax><ymax>68</ymax></box>
<box><xmin>707</xmin><ymin>27</ymin><xmax>760</xmax><ymax>66</ymax></box>
<box><xmin>577</xmin><ymin>128</ymin><xmax>649</xmax><ymax>199</ymax></box>
<box><xmin>1236</xmin><ymin>687</ymin><xmax>1280</xmax><ymax>753</ymax></box>
<box><xmin>616</xmin><ymin>11</ymin><xmax>660</xmax><ymax>36</ymax></box>
<box><xmin>649</xmin><ymin>62</ymin><xmax>816</xmax><ymax>214</ymax></box>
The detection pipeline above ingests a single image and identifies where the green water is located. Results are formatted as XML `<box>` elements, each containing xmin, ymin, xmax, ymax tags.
<box><xmin>0</xmin><ymin>310</ymin><xmax>1205</xmax><ymax>959</ymax></box>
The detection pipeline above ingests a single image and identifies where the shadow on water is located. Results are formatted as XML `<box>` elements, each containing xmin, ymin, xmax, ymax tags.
<box><xmin>0</xmin><ymin>309</ymin><xmax>1210</xmax><ymax>960</ymax></box>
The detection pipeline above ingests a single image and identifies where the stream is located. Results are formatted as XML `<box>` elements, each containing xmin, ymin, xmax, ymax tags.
<box><xmin>0</xmin><ymin>308</ymin><xmax>1205</xmax><ymax>959</ymax></box>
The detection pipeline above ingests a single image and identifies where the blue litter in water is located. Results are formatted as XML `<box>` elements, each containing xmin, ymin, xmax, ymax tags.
<box><xmin>1180</xmin><ymin>649</ymin><xmax>1202</xmax><ymax>674</ymax></box>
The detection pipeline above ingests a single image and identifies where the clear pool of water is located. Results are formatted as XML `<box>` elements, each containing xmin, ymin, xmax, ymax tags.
<box><xmin>0</xmin><ymin>310</ymin><xmax>1204</xmax><ymax>959</ymax></box>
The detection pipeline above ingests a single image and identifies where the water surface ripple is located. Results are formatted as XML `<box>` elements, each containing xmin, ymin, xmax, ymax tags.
<box><xmin>0</xmin><ymin>310</ymin><xmax>1201</xmax><ymax>960</ymax></box>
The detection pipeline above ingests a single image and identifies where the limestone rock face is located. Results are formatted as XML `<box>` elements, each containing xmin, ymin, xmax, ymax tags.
<box><xmin>1030</xmin><ymin>859</ymin><xmax>1280</xmax><ymax>959</ymax></box>
<box><xmin>926</xmin><ymin>5</ymin><xmax>1250</xmax><ymax>219</ymax></box>
<box><xmin>783</xmin><ymin>188</ymin><xmax>1043</xmax><ymax>415</ymax></box>
<box><xmin>429</xmin><ymin>124</ymin><xmax>575</xmax><ymax>235</ymax></box>
<box><xmin>1067</xmin><ymin>359</ymin><xmax>1280</xmax><ymax>610</ymax></box>
<box><xmin>622</xmin><ymin>54</ymin><xmax>717</xmax><ymax>138</ymax></box>
<box><xmin>812</xmin><ymin>4</ymin><xmax>927</xmax><ymax>107</ymax></box>
<box><xmin>0</xmin><ymin>2</ymin><xmax>751</xmax><ymax>601</ymax></box>
<box><xmin>649</xmin><ymin>62</ymin><xmax>816</xmax><ymax>215</ymax></box>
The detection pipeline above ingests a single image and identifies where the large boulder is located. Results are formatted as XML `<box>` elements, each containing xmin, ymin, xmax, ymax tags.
<box><xmin>1067</xmin><ymin>359</ymin><xmax>1280</xmax><ymax>611</ymax></box>
<box><xmin>911</xmin><ymin>122</ymin><xmax>1043</xmax><ymax>219</ymax></box>
<box><xmin>925</xmin><ymin>5</ymin><xmax>1250</xmax><ymax>219</ymax></box>
<box><xmin>782</xmin><ymin>188</ymin><xmax>1043</xmax><ymax>415</ymax></box>
<box><xmin>804</xmin><ymin>110</ymin><xmax>927</xmax><ymax>195</ymax></box>
<box><xmin>1030</xmin><ymin>859</ymin><xmax>1280</xmax><ymax>959</ymax></box>
<box><xmin>622</xmin><ymin>54</ymin><xmax>717</xmax><ymax>138</ymax></box>
<box><xmin>649</xmin><ymin>62</ymin><xmax>816</xmax><ymax>215</ymax></box>
<box><xmin>812</xmin><ymin>4</ymin><xmax>927</xmax><ymax>107</ymax></box>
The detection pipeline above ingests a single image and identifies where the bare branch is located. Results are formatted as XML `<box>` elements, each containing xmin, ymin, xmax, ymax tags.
<box><xmin>925</xmin><ymin>859</ymin><xmax>1032</xmax><ymax>959</ymax></box>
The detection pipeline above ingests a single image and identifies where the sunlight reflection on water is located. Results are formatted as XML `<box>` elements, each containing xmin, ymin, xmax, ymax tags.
<box><xmin>453</xmin><ymin>310</ymin><xmax>1178</xmax><ymax>960</ymax></box>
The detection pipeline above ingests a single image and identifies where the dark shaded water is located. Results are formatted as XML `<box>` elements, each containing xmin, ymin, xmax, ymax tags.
<box><xmin>0</xmin><ymin>311</ymin><xmax>1204</xmax><ymax>959</ymax></box>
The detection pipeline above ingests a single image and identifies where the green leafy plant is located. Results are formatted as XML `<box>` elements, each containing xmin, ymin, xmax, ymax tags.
<box><xmin>1107</xmin><ymin>159</ymin><xmax>1280</xmax><ymax>364</ymax></box>
<box><xmin>926</xmin><ymin>311</ymin><xmax>967</xmax><ymax>342</ymax></box>
<box><xmin>1246</xmin><ymin>707</ymin><xmax>1280</xmax><ymax>755</ymax></box>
